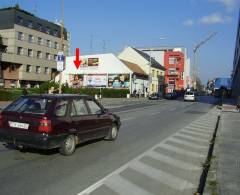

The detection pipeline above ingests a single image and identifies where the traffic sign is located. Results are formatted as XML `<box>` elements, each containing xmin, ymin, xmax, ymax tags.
<box><xmin>57</xmin><ymin>51</ymin><xmax>64</xmax><ymax>72</ymax></box>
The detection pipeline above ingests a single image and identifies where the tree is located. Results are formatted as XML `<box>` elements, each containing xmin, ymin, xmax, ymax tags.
<box><xmin>15</xmin><ymin>3</ymin><xmax>20</xmax><ymax>9</ymax></box>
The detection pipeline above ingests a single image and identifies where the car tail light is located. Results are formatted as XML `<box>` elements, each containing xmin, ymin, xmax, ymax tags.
<box><xmin>0</xmin><ymin>114</ymin><xmax>3</xmax><ymax>128</ymax></box>
<box><xmin>38</xmin><ymin>117</ymin><xmax>52</xmax><ymax>133</ymax></box>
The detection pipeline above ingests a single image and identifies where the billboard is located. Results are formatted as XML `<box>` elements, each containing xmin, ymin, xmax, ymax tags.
<box><xmin>84</xmin><ymin>74</ymin><xmax>107</xmax><ymax>87</ymax></box>
<box><xmin>80</xmin><ymin>58</ymin><xmax>99</xmax><ymax>67</ymax></box>
<box><xmin>108</xmin><ymin>74</ymin><xmax>130</xmax><ymax>88</ymax></box>
<box><xmin>69</xmin><ymin>74</ymin><xmax>84</xmax><ymax>88</ymax></box>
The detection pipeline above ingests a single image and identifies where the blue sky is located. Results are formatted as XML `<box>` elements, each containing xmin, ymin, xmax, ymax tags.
<box><xmin>0</xmin><ymin>0</ymin><xmax>239</xmax><ymax>83</ymax></box>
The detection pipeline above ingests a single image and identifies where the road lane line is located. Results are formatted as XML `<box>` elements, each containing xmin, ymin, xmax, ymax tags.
<box><xmin>129</xmin><ymin>161</ymin><xmax>195</xmax><ymax>190</ymax></box>
<box><xmin>156</xmin><ymin>143</ymin><xmax>204</xmax><ymax>158</ymax></box>
<box><xmin>104</xmin><ymin>174</ymin><xmax>154</xmax><ymax>195</ymax></box>
<box><xmin>178</xmin><ymin>131</ymin><xmax>210</xmax><ymax>139</ymax></box>
<box><xmin>167</xmin><ymin>137</ymin><xmax>208</xmax><ymax>149</ymax></box>
<box><xmin>180</xmin><ymin>129</ymin><xmax>212</xmax><ymax>137</ymax></box>
<box><xmin>145</xmin><ymin>150</ymin><xmax>201</xmax><ymax>170</ymax></box>
<box><xmin>184</xmin><ymin>126</ymin><xmax>212</xmax><ymax>133</ymax></box>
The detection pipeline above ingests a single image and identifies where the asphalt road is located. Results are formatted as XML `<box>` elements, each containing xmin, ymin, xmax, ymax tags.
<box><xmin>0</xmin><ymin>96</ymin><xmax>217</xmax><ymax>195</ymax></box>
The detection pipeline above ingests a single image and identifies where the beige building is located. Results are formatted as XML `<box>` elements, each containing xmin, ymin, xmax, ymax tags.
<box><xmin>0</xmin><ymin>7</ymin><xmax>69</xmax><ymax>88</ymax></box>
<box><xmin>118</xmin><ymin>47</ymin><xmax>165</xmax><ymax>93</ymax></box>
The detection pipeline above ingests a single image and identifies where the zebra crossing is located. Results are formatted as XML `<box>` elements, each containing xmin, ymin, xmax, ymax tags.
<box><xmin>78</xmin><ymin>108</ymin><xmax>219</xmax><ymax>195</ymax></box>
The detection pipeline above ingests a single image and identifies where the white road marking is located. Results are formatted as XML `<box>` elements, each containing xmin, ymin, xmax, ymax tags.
<box><xmin>174</xmin><ymin>133</ymin><xmax>209</xmax><ymax>143</ymax></box>
<box><xmin>77</xmin><ymin>107</ymin><xmax>217</xmax><ymax>195</ymax></box>
<box><xmin>178</xmin><ymin>130</ymin><xmax>211</xmax><ymax>138</ymax></box>
<box><xmin>184</xmin><ymin>126</ymin><xmax>212</xmax><ymax>133</ymax></box>
<box><xmin>168</xmin><ymin>137</ymin><xmax>208</xmax><ymax>149</ymax></box>
<box><xmin>156</xmin><ymin>143</ymin><xmax>204</xmax><ymax>158</ymax></box>
<box><xmin>104</xmin><ymin>174</ymin><xmax>154</xmax><ymax>195</ymax></box>
<box><xmin>129</xmin><ymin>161</ymin><xmax>195</xmax><ymax>190</ymax></box>
<box><xmin>121</xmin><ymin>117</ymin><xmax>135</xmax><ymax>122</ymax></box>
<box><xmin>145</xmin><ymin>150</ymin><xmax>201</xmax><ymax>170</ymax></box>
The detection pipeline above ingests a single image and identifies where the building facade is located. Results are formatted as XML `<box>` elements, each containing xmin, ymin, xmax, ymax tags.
<box><xmin>164</xmin><ymin>51</ymin><xmax>185</xmax><ymax>93</ymax></box>
<box><xmin>0</xmin><ymin>7</ymin><xmax>69</xmax><ymax>88</ymax></box>
<box><xmin>118</xmin><ymin>47</ymin><xmax>165</xmax><ymax>93</ymax></box>
<box><xmin>58</xmin><ymin>53</ymin><xmax>148</xmax><ymax>94</ymax></box>
<box><xmin>232</xmin><ymin>11</ymin><xmax>240</xmax><ymax>97</ymax></box>
<box><xmin>139</xmin><ymin>47</ymin><xmax>191</xmax><ymax>91</ymax></box>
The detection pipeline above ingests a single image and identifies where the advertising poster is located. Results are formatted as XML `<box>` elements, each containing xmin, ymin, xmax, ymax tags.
<box><xmin>85</xmin><ymin>74</ymin><xmax>107</xmax><ymax>87</ymax></box>
<box><xmin>88</xmin><ymin>58</ymin><xmax>99</xmax><ymax>66</ymax></box>
<box><xmin>69</xmin><ymin>74</ymin><xmax>84</xmax><ymax>88</ymax></box>
<box><xmin>108</xmin><ymin>74</ymin><xmax>130</xmax><ymax>88</ymax></box>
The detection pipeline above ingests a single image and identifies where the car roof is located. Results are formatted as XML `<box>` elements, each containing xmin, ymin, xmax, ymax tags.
<box><xmin>23</xmin><ymin>94</ymin><xmax>92</xmax><ymax>99</ymax></box>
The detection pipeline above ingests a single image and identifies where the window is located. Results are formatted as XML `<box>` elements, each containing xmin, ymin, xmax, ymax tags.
<box><xmin>53</xmin><ymin>30</ymin><xmax>58</xmax><ymax>36</ymax></box>
<box><xmin>17</xmin><ymin>32</ymin><xmax>24</xmax><ymax>40</ymax></box>
<box><xmin>46</xmin><ymin>27</ymin><xmax>50</xmax><ymax>34</ymax></box>
<box><xmin>17</xmin><ymin>16</ymin><xmax>23</xmax><ymax>24</ymax></box>
<box><xmin>46</xmin><ymin>53</ymin><xmax>51</xmax><ymax>60</ymax></box>
<box><xmin>27</xmin><ymin>20</ymin><xmax>33</xmax><ymax>28</ymax></box>
<box><xmin>37</xmin><ymin>23</ymin><xmax>42</xmax><ymax>31</ymax></box>
<box><xmin>38</xmin><ymin>37</ymin><xmax>43</xmax><ymax>45</ymax></box>
<box><xmin>169</xmin><ymin>57</ymin><xmax>177</xmax><ymax>65</ymax></box>
<box><xmin>152</xmin><ymin>70</ymin><xmax>155</xmax><ymax>77</ymax></box>
<box><xmin>54</xmin><ymin>100</ymin><xmax>68</xmax><ymax>117</ymax></box>
<box><xmin>47</xmin><ymin>40</ymin><xmax>51</xmax><ymax>47</ymax></box>
<box><xmin>54</xmin><ymin>42</ymin><xmax>58</xmax><ymax>49</ymax></box>
<box><xmin>17</xmin><ymin>47</ymin><xmax>23</xmax><ymax>55</ymax></box>
<box><xmin>71</xmin><ymin>99</ymin><xmax>89</xmax><ymax>116</ymax></box>
<box><xmin>10</xmin><ymin>64</ymin><xmax>17</xmax><ymax>71</ymax></box>
<box><xmin>169</xmin><ymin>68</ymin><xmax>177</xmax><ymax>75</ymax></box>
<box><xmin>86</xmin><ymin>100</ymin><xmax>102</xmax><ymax>115</ymax></box>
<box><xmin>54</xmin><ymin>55</ymin><xmax>57</xmax><ymax>61</ymax></box>
<box><xmin>28</xmin><ymin>49</ymin><xmax>33</xmax><ymax>57</ymax></box>
<box><xmin>37</xmin><ymin>51</ymin><xmax>42</xmax><ymax>59</ymax></box>
<box><xmin>26</xmin><ymin>65</ymin><xmax>32</xmax><ymax>73</ymax></box>
<box><xmin>44</xmin><ymin>67</ymin><xmax>49</xmax><ymax>74</ymax></box>
<box><xmin>36</xmin><ymin>66</ymin><xmax>41</xmax><ymax>74</ymax></box>
<box><xmin>28</xmin><ymin>35</ymin><xmax>34</xmax><ymax>43</ymax></box>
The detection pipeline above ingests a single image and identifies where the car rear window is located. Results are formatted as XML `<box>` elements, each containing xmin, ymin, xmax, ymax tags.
<box><xmin>185</xmin><ymin>92</ymin><xmax>194</xmax><ymax>95</ymax></box>
<box><xmin>4</xmin><ymin>97</ymin><xmax>52</xmax><ymax>114</ymax></box>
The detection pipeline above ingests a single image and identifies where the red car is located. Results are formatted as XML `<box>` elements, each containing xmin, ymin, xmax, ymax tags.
<box><xmin>0</xmin><ymin>94</ymin><xmax>121</xmax><ymax>155</ymax></box>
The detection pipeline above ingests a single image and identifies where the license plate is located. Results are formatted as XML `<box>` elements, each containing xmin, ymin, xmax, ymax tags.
<box><xmin>9</xmin><ymin>121</ymin><xmax>29</xmax><ymax>130</ymax></box>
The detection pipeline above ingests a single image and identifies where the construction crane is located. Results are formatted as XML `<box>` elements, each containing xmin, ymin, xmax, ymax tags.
<box><xmin>193</xmin><ymin>32</ymin><xmax>217</xmax><ymax>89</ymax></box>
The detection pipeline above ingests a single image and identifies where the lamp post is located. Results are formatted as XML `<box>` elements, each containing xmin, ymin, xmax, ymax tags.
<box><xmin>59</xmin><ymin>0</ymin><xmax>64</xmax><ymax>94</ymax></box>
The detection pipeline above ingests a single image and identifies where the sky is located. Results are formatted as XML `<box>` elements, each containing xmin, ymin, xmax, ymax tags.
<box><xmin>0</xmin><ymin>0</ymin><xmax>239</xmax><ymax>84</ymax></box>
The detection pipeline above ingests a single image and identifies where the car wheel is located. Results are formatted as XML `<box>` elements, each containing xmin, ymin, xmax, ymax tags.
<box><xmin>59</xmin><ymin>135</ymin><xmax>76</xmax><ymax>156</ymax></box>
<box><xmin>105</xmin><ymin>124</ymin><xmax>118</xmax><ymax>141</ymax></box>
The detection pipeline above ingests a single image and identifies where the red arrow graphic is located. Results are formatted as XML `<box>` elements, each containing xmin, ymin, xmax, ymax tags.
<box><xmin>74</xmin><ymin>48</ymin><xmax>81</xmax><ymax>69</ymax></box>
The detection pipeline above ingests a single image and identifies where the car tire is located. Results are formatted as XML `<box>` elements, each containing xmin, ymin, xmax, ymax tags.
<box><xmin>59</xmin><ymin>135</ymin><xmax>76</xmax><ymax>156</ymax></box>
<box><xmin>105</xmin><ymin>124</ymin><xmax>118</xmax><ymax>141</ymax></box>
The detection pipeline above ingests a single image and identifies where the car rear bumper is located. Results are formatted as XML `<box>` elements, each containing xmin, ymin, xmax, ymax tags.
<box><xmin>184</xmin><ymin>97</ymin><xmax>195</xmax><ymax>101</ymax></box>
<box><xmin>0</xmin><ymin>128</ymin><xmax>66</xmax><ymax>149</ymax></box>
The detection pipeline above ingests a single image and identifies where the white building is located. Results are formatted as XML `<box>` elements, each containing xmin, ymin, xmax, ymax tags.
<box><xmin>57</xmin><ymin>53</ymin><xmax>148</xmax><ymax>94</ymax></box>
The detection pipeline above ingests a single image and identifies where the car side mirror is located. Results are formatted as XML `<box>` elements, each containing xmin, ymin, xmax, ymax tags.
<box><xmin>103</xmin><ymin>108</ymin><xmax>109</xmax><ymax>113</ymax></box>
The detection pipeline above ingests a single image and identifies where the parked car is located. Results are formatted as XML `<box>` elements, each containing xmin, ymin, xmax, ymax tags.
<box><xmin>148</xmin><ymin>92</ymin><xmax>163</xmax><ymax>100</ymax></box>
<box><xmin>0</xmin><ymin>94</ymin><xmax>121</xmax><ymax>155</ymax></box>
<box><xmin>164</xmin><ymin>92</ymin><xmax>177</xmax><ymax>100</ymax></box>
<box><xmin>184</xmin><ymin>91</ymin><xmax>196</xmax><ymax>102</ymax></box>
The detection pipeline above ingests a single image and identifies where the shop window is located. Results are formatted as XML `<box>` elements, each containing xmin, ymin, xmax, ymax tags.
<box><xmin>169</xmin><ymin>57</ymin><xmax>177</xmax><ymax>65</ymax></box>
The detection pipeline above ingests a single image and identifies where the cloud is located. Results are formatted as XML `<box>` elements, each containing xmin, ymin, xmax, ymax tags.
<box><xmin>183</xmin><ymin>19</ymin><xmax>194</xmax><ymax>26</ymax></box>
<box><xmin>208</xmin><ymin>0</ymin><xmax>239</xmax><ymax>11</ymax></box>
<box><xmin>199</xmin><ymin>12</ymin><xmax>232</xmax><ymax>24</ymax></box>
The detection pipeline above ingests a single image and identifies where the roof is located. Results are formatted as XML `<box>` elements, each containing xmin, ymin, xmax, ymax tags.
<box><xmin>120</xmin><ymin>60</ymin><xmax>147</xmax><ymax>76</ymax></box>
<box><xmin>132</xmin><ymin>48</ymin><xmax>165</xmax><ymax>70</ymax></box>
<box><xmin>25</xmin><ymin>94</ymin><xmax>91</xmax><ymax>99</ymax></box>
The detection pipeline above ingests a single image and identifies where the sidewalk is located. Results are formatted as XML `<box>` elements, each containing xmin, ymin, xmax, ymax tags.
<box><xmin>205</xmin><ymin>99</ymin><xmax>240</xmax><ymax>195</ymax></box>
<box><xmin>217</xmin><ymin>101</ymin><xmax>240</xmax><ymax>194</ymax></box>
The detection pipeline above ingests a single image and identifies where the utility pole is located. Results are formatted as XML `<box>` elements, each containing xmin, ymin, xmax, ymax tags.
<box><xmin>59</xmin><ymin>0</ymin><xmax>64</xmax><ymax>94</ymax></box>
<box><xmin>193</xmin><ymin>32</ymin><xmax>217</xmax><ymax>90</ymax></box>
<box><xmin>148</xmin><ymin>49</ymin><xmax>152</xmax><ymax>95</ymax></box>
